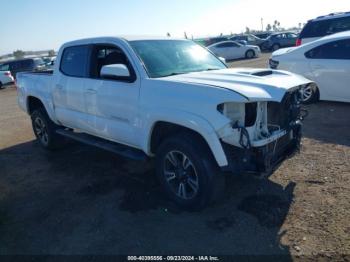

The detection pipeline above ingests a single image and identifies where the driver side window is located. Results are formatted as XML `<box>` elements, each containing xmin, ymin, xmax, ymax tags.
<box><xmin>89</xmin><ymin>45</ymin><xmax>135</xmax><ymax>81</ymax></box>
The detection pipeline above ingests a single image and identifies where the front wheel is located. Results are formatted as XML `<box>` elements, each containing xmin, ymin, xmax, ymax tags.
<box><xmin>155</xmin><ymin>133</ymin><xmax>225</xmax><ymax>210</ymax></box>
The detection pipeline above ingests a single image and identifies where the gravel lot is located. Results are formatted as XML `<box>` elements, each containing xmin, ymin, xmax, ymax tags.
<box><xmin>0</xmin><ymin>53</ymin><xmax>349</xmax><ymax>259</ymax></box>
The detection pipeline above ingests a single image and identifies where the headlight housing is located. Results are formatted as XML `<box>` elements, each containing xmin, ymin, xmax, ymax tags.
<box><xmin>217</xmin><ymin>102</ymin><xmax>257</xmax><ymax>127</ymax></box>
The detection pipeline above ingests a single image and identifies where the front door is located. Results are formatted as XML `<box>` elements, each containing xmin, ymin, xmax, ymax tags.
<box><xmin>83</xmin><ymin>45</ymin><xmax>140</xmax><ymax>146</ymax></box>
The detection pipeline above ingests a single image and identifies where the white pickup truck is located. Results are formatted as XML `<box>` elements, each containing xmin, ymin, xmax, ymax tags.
<box><xmin>17</xmin><ymin>36</ymin><xmax>313</xmax><ymax>209</ymax></box>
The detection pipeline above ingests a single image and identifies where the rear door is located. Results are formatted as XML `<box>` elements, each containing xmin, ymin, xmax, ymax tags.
<box><xmin>306</xmin><ymin>39</ymin><xmax>350</xmax><ymax>102</ymax></box>
<box><xmin>82</xmin><ymin>44</ymin><xmax>140</xmax><ymax>146</ymax></box>
<box><xmin>53</xmin><ymin>45</ymin><xmax>91</xmax><ymax>130</ymax></box>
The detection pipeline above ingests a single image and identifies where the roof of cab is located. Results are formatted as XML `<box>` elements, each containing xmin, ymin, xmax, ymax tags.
<box><xmin>62</xmin><ymin>36</ymin><xmax>189</xmax><ymax>47</ymax></box>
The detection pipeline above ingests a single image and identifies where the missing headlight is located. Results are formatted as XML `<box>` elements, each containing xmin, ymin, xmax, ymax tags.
<box><xmin>245</xmin><ymin>102</ymin><xmax>257</xmax><ymax>127</ymax></box>
<box><xmin>217</xmin><ymin>102</ymin><xmax>257</xmax><ymax>127</ymax></box>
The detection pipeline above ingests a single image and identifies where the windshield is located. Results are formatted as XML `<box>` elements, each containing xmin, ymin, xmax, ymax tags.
<box><xmin>129</xmin><ymin>40</ymin><xmax>226</xmax><ymax>78</ymax></box>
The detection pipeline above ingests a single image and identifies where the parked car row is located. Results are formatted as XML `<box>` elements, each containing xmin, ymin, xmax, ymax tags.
<box><xmin>0</xmin><ymin>56</ymin><xmax>55</xmax><ymax>80</ymax></box>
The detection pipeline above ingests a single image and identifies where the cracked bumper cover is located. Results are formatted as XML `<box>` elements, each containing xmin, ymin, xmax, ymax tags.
<box><xmin>220</xmin><ymin>120</ymin><xmax>302</xmax><ymax>176</ymax></box>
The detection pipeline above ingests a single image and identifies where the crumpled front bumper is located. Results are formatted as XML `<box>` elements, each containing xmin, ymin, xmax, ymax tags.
<box><xmin>221</xmin><ymin>120</ymin><xmax>302</xmax><ymax>177</ymax></box>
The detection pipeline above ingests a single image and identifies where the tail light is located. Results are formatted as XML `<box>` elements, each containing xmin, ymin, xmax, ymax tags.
<box><xmin>4</xmin><ymin>72</ymin><xmax>11</xmax><ymax>76</ymax></box>
<box><xmin>296</xmin><ymin>38</ymin><xmax>302</xmax><ymax>46</ymax></box>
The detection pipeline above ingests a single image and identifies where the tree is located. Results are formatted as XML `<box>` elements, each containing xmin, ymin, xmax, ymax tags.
<box><xmin>245</xmin><ymin>27</ymin><xmax>250</xmax><ymax>34</ymax></box>
<box><xmin>266</xmin><ymin>24</ymin><xmax>272</xmax><ymax>31</ymax></box>
<box><xmin>184</xmin><ymin>32</ymin><xmax>188</xmax><ymax>39</ymax></box>
<box><xmin>48</xmin><ymin>50</ymin><xmax>55</xmax><ymax>57</ymax></box>
<box><xmin>13</xmin><ymin>50</ymin><xmax>25</xmax><ymax>59</ymax></box>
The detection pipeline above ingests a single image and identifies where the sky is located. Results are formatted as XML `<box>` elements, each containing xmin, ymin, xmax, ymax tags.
<box><xmin>0</xmin><ymin>0</ymin><xmax>349</xmax><ymax>55</ymax></box>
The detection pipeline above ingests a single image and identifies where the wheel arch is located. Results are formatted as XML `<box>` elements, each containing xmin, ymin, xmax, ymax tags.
<box><xmin>245</xmin><ymin>49</ymin><xmax>255</xmax><ymax>58</ymax></box>
<box><xmin>26</xmin><ymin>96</ymin><xmax>58</xmax><ymax>123</ymax></box>
<box><xmin>143</xmin><ymin>116</ymin><xmax>228</xmax><ymax>167</ymax></box>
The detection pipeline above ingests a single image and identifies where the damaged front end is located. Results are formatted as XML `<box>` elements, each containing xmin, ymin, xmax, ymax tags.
<box><xmin>217</xmin><ymin>88</ymin><xmax>306</xmax><ymax>177</ymax></box>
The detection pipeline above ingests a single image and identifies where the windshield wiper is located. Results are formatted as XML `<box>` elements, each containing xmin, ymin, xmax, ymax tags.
<box><xmin>160</xmin><ymin>68</ymin><xmax>220</xmax><ymax>78</ymax></box>
<box><xmin>160</xmin><ymin>72</ymin><xmax>188</xmax><ymax>77</ymax></box>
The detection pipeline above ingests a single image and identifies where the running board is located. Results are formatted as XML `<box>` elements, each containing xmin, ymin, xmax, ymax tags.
<box><xmin>56</xmin><ymin>129</ymin><xmax>148</xmax><ymax>161</ymax></box>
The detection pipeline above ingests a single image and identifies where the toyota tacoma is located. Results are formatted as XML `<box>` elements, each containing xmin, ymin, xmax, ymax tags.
<box><xmin>16</xmin><ymin>37</ymin><xmax>313</xmax><ymax>209</ymax></box>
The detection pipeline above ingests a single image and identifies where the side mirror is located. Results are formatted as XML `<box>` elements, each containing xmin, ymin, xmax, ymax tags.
<box><xmin>100</xmin><ymin>64</ymin><xmax>130</xmax><ymax>79</ymax></box>
<box><xmin>219</xmin><ymin>57</ymin><xmax>226</xmax><ymax>63</ymax></box>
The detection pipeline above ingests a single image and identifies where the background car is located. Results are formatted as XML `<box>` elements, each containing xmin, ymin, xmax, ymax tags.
<box><xmin>229</xmin><ymin>34</ymin><xmax>265</xmax><ymax>48</ymax></box>
<box><xmin>194</xmin><ymin>37</ymin><xmax>229</xmax><ymax>47</ymax></box>
<box><xmin>0</xmin><ymin>70</ymin><xmax>14</xmax><ymax>89</ymax></box>
<box><xmin>297</xmin><ymin>12</ymin><xmax>350</xmax><ymax>46</ymax></box>
<box><xmin>269</xmin><ymin>31</ymin><xmax>350</xmax><ymax>103</ymax></box>
<box><xmin>208</xmin><ymin>40</ymin><xmax>260</xmax><ymax>60</ymax></box>
<box><xmin>261</xmin><ymin>32</ymin><xmax>298</xmax><ymax>51</ymax></box>
<box><xmin>253</xmin><ymin>32</ymin><xmax>272</xmax><ymax>39</ymax></box>
<box><xmin>42</xmin><ymin>56</ymin><xmax>56</xmax><ymax>70</ymax></box>
<box><xmin>0</xmin><ymin>58</ymin><xmax>46</xmax><ymax>78</ymax></box>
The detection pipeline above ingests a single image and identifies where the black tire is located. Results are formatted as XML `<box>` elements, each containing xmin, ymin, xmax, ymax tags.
<box><xmin>272</xmin><ymin>43</ymin><xmax>280</xmax><ymax>51</ymax></box>
<box><xmin>155</xmin><ymin>133</ymin><xmax>225</xmax><ymax>210</ymax></box>
<box><xmin>0</xmin><ymin>82</ymin><xmax>3</xmax><ymax>89</ymax></box>
<box><xmin>31</xmin><ymin>108</ymin><xmax>65</xmax><ymax>150</ymax></box>
<box><xmin>245</xmin><ymin>50</ymin><xmax>255</xmax><ymax>59</ymax></box>
<box><xmin>301</xmin><ymin>85</ymin><xmax>319</xmax><ymax>104</ymax></box>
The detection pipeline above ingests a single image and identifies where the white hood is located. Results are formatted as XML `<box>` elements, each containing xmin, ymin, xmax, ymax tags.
<box><xmin>161</xmin><ymin>68</ymin><xmax>313</xmax><ymax>102</ymax></box>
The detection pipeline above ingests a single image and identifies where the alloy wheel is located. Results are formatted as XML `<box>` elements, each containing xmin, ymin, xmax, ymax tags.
<box><xmin>34</xmin><ymin>117</ymin><xmax>49</xmax><ymax>146</ymax></box>
<box><xmin>301</xmin><ymin>85</ymin><xmax>313</xmax><ymax>102</ymax></box>
<box><xmin>163</xmin><ymin>150</ymin><xmax>199</xmax><ymax>200</ymax></box>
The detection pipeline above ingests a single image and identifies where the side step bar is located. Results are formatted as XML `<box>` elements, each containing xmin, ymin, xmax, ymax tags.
<box><xmin>56</xmin><ymin>129</ymin><xmax>148</xmax><ymax>161</ymax></box>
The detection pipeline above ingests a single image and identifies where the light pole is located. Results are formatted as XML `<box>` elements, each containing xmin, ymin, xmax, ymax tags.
<box><xmin>261</xmin><ymin>18</ymin><xmax>264</xmax><ymax>31</ymax></box>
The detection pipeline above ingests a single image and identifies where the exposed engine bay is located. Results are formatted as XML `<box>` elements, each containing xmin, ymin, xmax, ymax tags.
<box><xmin>216</xmin><ymin>86</ymin><xmax>307</xmax><ymax>175</ymax></box>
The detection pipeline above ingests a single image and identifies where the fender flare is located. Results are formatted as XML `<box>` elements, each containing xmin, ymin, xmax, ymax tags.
<box><xmin>139</xmin><ymin>109</ymin><xmax>228</xmax><ymax>167</ymax></box>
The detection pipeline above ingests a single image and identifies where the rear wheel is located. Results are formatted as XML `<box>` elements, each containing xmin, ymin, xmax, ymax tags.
<box><xmin>0</xmin><ymin>82</ymin><xmax>3</xmax><ymax>89</ymax></box>
<box><xmin>155</xmin><ymin>133</ymin><xmax>225</xmax><ymax>210</ymax></box>
<box><xmin>245</xmin><ymin>50</ymin><xmax>255</xmax><ymax>59</ymax></box>
<box><xmin>31</xmin><ymin>108</ymin><xmax>65</xmax><ymax>150</ymax></box>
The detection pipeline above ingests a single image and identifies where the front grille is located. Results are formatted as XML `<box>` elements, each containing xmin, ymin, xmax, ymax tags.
<box><xmin>267</xmin><ymin>89</ymin><xmax>301</xmax><ymax>130</ymax></box>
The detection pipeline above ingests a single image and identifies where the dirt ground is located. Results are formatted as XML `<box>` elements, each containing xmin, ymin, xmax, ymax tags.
<box><xmin>0</xmin><ymin>53</ymin><xmax>349</xmax><ymax>260</ymax></box>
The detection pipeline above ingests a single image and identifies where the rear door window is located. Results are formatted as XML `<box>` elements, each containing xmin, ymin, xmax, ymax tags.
<box><xmin>60</xmin><ymin>45</ymin><xmax>90</xmax><ymax>77</ymax></box>
<box><xmin>305</xmin><ymin>39</ymin><xmax>350</xmax><ymax>59</ymax></box>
